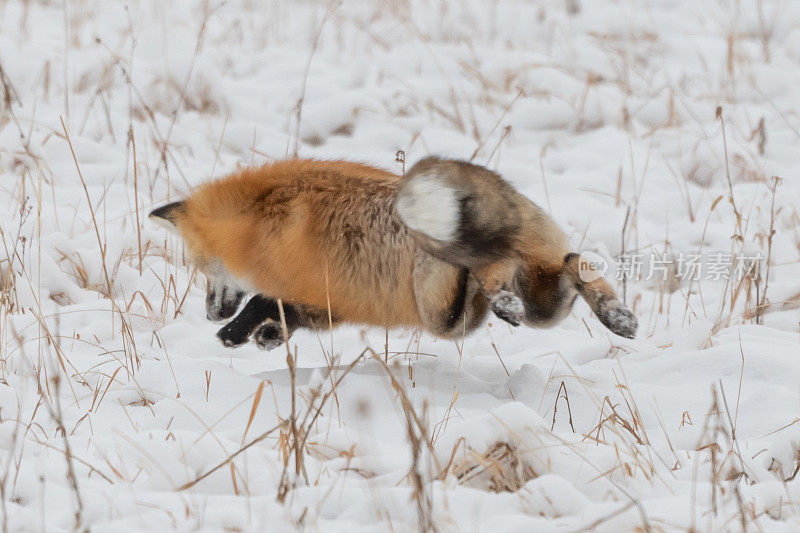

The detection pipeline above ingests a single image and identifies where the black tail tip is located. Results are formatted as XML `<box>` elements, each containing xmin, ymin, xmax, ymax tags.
<box><xmin>598</xmin><ymin>305</ymin><xmax>638</xmax><ymax>339</ymax></box>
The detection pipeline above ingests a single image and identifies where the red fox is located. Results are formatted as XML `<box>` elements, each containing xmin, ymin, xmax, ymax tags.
<box><xmin>149</xmin><ymin>158</ymin><xmax>636</xmax><ymax>350</ymax></box>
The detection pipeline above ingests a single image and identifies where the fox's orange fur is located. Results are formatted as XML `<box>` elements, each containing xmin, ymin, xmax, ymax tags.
<box><xmin>178</xmin><ymin>160</ymin><xmax>426</xmax><ymax>327</ymax></box>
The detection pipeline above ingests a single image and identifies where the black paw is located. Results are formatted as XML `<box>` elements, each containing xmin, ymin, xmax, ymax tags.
<box><xmin>252</xmin><ymin>321</ymin><xmax>288</xmax><ymax>351</ymax></box>
<box><xmin>216</xmin><ymin>322</ymin><xmax>251</xmax><ymax>348</ymax></box>
<box><xmin>490</xmin><ymin>290</ymin><xmax>525</xmax><ymax>327</ymax></box>
<box><xmin>598</xmin><ymin>304</ymin><xmax>638</xmax><ymax>339</ymax></box>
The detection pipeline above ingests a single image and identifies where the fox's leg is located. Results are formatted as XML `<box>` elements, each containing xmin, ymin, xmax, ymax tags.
<box><xmin>471</xmin><ymin>258</ymin><xmax>526</xmax><ymax>327</ymax></box>
<box><xmin>413</xmin><ymin>253</ymin><xmax>488</xmax><ymax>339</ymax></box>
<box><xmin>250</xmin><ymin>305</ymin><xmax>333</xmax><ymax>351</ymax></box>
<box><xmin>516</xmin><ymin>254</ymin><xmax>637</xmax><ymax>338</ymax></box>
<box><xmin>562</xmin><ymin>253</ymin><xmax>637</xmax><ymax>338</ymax></box>
<box><xmin>250</xmin><ymin>321</ymin><xmax>292</xmax><ymax>351</ymax></box>
<box><xmin>216</xmin><ymin>295</ymin><xmax>304</xmax><ymax>348</ymax></box>
<box><xmin>216</xmin><ymin>295</ymin><xmax>277</xmax><ymax>347</ymax></box>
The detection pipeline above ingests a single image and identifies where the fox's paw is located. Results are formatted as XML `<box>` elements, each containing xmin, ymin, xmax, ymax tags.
<box><xmin>598</xmin><ymin>302</ymin><xmax>637</xmax><ymax>339</ymax></box>
<box><xmin>490</xmin><ymin>290</ymin><xmax>525</xmax><ymax>327</ymax></box>
<box><xmin>216</xmin><ymin>322</ymin><xmax>250</xmax><ymax>348</ymax></box>
<box><xmin>252</xmin><ymin>321</ymin><xmax>288</xmax><ymax>351</ymax></box>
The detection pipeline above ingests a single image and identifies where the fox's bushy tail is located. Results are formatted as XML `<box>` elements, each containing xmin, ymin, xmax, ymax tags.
<box><xmin>395</xmin><ymin>157</ymin><xmax>522</xmax><ymax>268</ymax></box>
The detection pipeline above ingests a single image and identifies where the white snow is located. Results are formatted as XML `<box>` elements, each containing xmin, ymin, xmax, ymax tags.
<box><xmin>1</xmin><ymin>0</ymin><xmax>800</xmax><ymax>531</ymax></box>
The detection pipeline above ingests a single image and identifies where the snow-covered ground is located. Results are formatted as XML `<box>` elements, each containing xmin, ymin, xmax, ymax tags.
<box><xmin>1</xmin><ymin>0</ymin><xmax>800</xmax><ymax>530</ymax></box>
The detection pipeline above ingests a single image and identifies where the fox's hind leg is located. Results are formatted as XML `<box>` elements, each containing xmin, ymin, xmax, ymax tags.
<box><xmin>516</xmin><ymin>254</ymin><xmax>637</xmax><ymax>338</ymax></box>
<box><xmin>412</xmin><ymin>253</ymin><xmax>488</xmax><ymax>339</ymax></box>
<box><xmin>471</xmin><ymin>259</ymin><xmax>527</xmax><ymax>327</ymax></box>
<box><xmin>562</xmin><ymin>253</ymin><xmax>637</xmax><ymax>338</ymax></box>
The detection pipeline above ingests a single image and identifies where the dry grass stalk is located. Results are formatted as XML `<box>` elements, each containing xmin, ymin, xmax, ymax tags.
<box><xmin>752</xmin><ymin>117</ymin><xmax>767</xmax><ymax>156</ymax></box>
<box><xmin>59</xmin><ymin>116</ymin><xmax>113</xmax><ymax>298</ymax></box>
<box><xmin>756</xmin><ymin>0</ymin><xmax>775</xmax><ymax>62</ymax></box>
<box><xmin>276</xmin><ymin>299</ymin><xmax>306</xmax><ymax>502</ymax></box>
<box><xmin>150</xmin><ymin>2</ymin><xmax>218</xmax><ymax>187</ymax></box>
<box><xmin>130</xmin><ymin>125</ymin><xmax>142</xmax><ymax>275</ymax></box>
<box><xmin>565</xmin><ymin>0</ymin><xmax>581</xmax><ymax>16</ymax></box>
<box><xmin>550</xmin><ymin>381</ymin><xmax>575</xmax><ymax>432</ymax></box>
<box><xmin>717</xmin><ymin>106</ymin><xmax>743</xmax><ymax>238</ymax></box>
<box><xmin>469</xmin><ymin>88</ymin><xmax>523</xmax><ymax>162</ymax></box>
<box><xmin>12</xmin><ymin>304</ymin><xmax>88</xmax><ymax>532</ymax></box>
<box><xmin>373</xmin><ymin>353</ymin><xmax>439</xmax><ymax>531</ymax></box>
<box><xmin>274</xmin><ymin>336</ymin><xmax>366</xmax><ymax>503</ymax></box>
<box><xmin>0</xmin><ymin>203</ymin><xmax>32</xmax><ymax>318</ymax></box>
<box><xmin>405</xmin><ymin>397</ymin><xmax>435</xmax><ymax>532</ymax></box>
<box><xmin>179</xmin><ymin>421</ymin><xmax>285</xmax><ymax>491</ymax></box>
<box><xmin>691</xmin><ymin>385</ymin><xmax>752</xmax><ymax>531</ymax></box>
<box><xmin>452</xmin><ymin>441</ymin><xmax>535</xmax><ymax>493</ymax></box>
<box><xmin>586</xmin><ymin>396</ymin><xmax>646</xmax><ymax>447</ymax></box>
<box><xmin>43</xmin><ymin>375</ymin><xmax>86</xmax><ymax>532</ymax></box>
<box><xmin>620</xmin><ymin>206</ymin><xmax>631</xmax><ymax>304</ymax></box>
<box><xmin>711</xmin><ymin>105</ymin><xmax>753</xmax><ymax>333</ymax></box>
<box><xmin>755</xmin><ymin>176</ymin><xmax>780</xmax><ymax>324</ymax></box>
<box><xmin>0</xmin><ymin>59</ymin><xmax>20</xmax><ymax>114</ymax></box>
<box><xmin>291</xmin><ymin>0</ymin><xmax>339</xmax><ymax>157</ymax></box>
